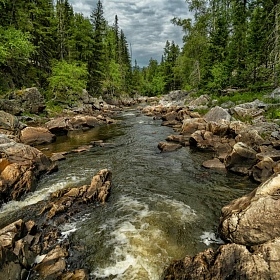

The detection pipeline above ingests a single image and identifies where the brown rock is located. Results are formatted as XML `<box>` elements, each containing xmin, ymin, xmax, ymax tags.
<box><xmin>189</xmin><ymin>130</ymin><xmax>221</xmax><ymax>151</ymax></box>
<box><xmin>20</xmin><ymin>126</ymin><xmax>56</xmax><ymax>146</ymax></box>
<box><xmin>0</xmin><ymin>158</ymin><xmax>10</xmax><ymax>172</ymax></box>
<box><xmin>34</xmin><ymin>246</ymin><xmax>68</xmax><ymax>279</ymax></box>
<box><xmin>225</xmin><ymin>142</ymin><xmax>257</xmax><ymax>175</ymax></box>
<box><xmin>202</xmin><ymin>158</ymin><xmax>226</xmax><ymax>170</ymax></box>
<box><xmin>219</xmin><ymin>173</ymin><xmax>280</xmax><ymax>245</ymax></box>
<box><xmin>166</xmin><ymin>134</ymin><xmax>190</xmax><ymax>146</ymax></box>
<box><xmin>256</xmin><ymin>150</ymin><xmax>280</xmax><ymax>161</ymax></box>
<box><xmin>46</xmin><ymin>117</ymin><xmax>69</xmax><ymax>135</ymax></box>
<box><xmin>252</xmin><ymin>157</ymin><xmax>275</xmax><ymax>182</ymax></box>
<box><xmin>206</xmin><ymin>120</ymin><xmax>230</xmax><ymax>137</ymax></box>
<box><xmin>0</xmin><ymin>219</ymin><xmax>24</xmax><ymax>249</ymax></box>
<box><xmin>163</xmin><ymin>239</ymin><xmax>280</xmax><ymax>280</ymax></box>
<box><xmin>60</xmin><ymin>270</ymin><xmax>89</xmax><ymax>280</ymax></box>
<box><xmin>0</xmin><ymin>134</ymin><xmax>57</xmax><ymax>202</ymax></box>
<box><xmin>50</xmin><ymin>152</ymin><xmax>67</xmax><ymax>162</ymax></box>
<box><xmin>41</xmin><ymin>169</ymin><xmax>112</xmax><ymax>219</ymax></box>
<box><xmin>235</xmin><ymin>129</ymin><xmax>264</xmax><ymax>148</ymax></box>
<box><xmin>162</xmin><ymin>111</ymin><xmax>178</xmax><ymax>121</ymax></box>
<box><xmin>158</xmin><ymin>141</ymin><xmax>182</xmax><ymax>152</ymax></box>
<box><xmin>182</xmin><ymin>118</ymin><xmax>206</xmax><ymax>134</ymax></box>
<box><xmin>72</xmin><ymin>145</ymin><xmax>92</xmax><ymax>153</ymax></box>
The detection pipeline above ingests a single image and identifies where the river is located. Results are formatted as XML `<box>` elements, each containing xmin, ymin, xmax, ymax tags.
<box><xmin>0</xmin><ymin>109</ymin><xmax>256</xmax><ymax>279</ymax></box>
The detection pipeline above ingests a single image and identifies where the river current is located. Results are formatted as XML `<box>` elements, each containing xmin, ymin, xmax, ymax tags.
<box><xmin>0</xmin><ymin>109</ymin><xmax>256</xmax><ymax>279</ymax></box>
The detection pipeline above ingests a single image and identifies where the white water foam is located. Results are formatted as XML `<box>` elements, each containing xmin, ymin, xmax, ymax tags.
<box><xmin>0</xmin><ymin>175</ymin><xmax>82</xmax><ymax>217</ymax></box>
<box><xmin>200</xmin><ymin>231</ymin><xmax>224</xmax><ymax>246</ymax></box>
<box><xmin>91</xmin><ymin>195</ymin><xmax>197</xmax><ymax>280</ymax></box>
<box><xmin>58</xmin><ymin>213</ymin><xmax>91</xmax><ymax>242</ymax></box>
<box><xmin>122</xmin><ymin>112</ymin><xmax>136</xmax><ymax>117</ymax></box>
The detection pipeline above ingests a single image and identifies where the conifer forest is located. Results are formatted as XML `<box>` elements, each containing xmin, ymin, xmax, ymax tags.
<box><xmin>0</xmin><ymin>0</ymin><xmax>280</xmax><ymax>103</ymax></box>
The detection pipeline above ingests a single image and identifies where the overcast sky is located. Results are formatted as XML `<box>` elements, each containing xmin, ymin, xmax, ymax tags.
<box><xmin>68</xmin><ymin>0</ymin><xmax>191</xmax><ymax>67</ymax></box>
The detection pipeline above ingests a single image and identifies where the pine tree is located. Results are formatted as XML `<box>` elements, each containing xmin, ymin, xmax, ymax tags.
<box><xmin>87</xmin><ymin>0</ymin><xmax>106</xmax><ymax>95</ymax></box>
<box><xmin>69</xmin><ymin>13</ymin><xmax>94</xmax><ymax>62</ymax></box>
<box><xmin>162</xmin><ymin>40</ymin><xmax>180</xmax><ymax>91</ymax></box>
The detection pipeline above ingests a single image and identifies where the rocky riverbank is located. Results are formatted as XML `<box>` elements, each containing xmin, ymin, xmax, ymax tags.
<box><xmin>1</xmin><ymin>87</ymin><xmax>280</xmax><ymax>279</ymax></box>
<box><xmin>0</xmin><ymin>87</ymin><xmax>158</xmax><ymax>279</ymax></box>
<box><xmin>139</xmin><ymin>91</ymin><xmax>280</xmax><ymax>279</ymax></box>
<box><xmin>0</xmin><ymin>169</ymin><xmax>112</xmax><ymax>280</ymax></box>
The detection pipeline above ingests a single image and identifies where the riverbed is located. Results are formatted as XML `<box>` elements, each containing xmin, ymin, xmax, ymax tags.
<box><xmin>0</xmin><ymin>109</ymin><xmax>256</xmax><ymax>279</ymax></box>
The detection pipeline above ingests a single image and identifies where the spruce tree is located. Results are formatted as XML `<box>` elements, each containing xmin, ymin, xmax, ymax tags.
<box><xmin>87</xmin><ymin>0</ymin><xmax>106</xmax><ymax>96</ymax></box>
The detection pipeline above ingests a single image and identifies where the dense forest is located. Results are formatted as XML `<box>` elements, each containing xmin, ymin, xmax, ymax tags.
<box><xmin>0</xmin><ymin>0</ymin><xmax>279</xmax><ymax>103</ymax></box>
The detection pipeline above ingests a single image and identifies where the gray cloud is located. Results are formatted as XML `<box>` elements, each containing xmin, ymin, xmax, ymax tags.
<box><xmin>69</xmin><ymin>0</ymin><xmax>191</xmax><ymax>66</ymax></box>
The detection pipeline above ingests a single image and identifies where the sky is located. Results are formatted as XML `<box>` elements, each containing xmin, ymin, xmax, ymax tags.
<box><xmin>68</xmin><ymin>0</ymin><xmax>191</xmax><ymax>67</ymax></box>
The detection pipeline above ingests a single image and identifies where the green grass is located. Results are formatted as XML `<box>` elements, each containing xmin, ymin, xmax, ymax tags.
<box><xmin>211</xmin><ymin>90</ymin><xmax>267</xmax><ymax>106</ymax></box>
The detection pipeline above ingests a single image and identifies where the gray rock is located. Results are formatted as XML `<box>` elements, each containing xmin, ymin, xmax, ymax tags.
<box><xmin>202</xmin><ymin>158</ymin><xmax>226</xmax><ymax>170</ymax></box>
<box><xmin>204</xmin><ymin>106</ymin><xmax>231</xmax><ymax>122</ymax></box>
<box><xmin>220</xmin><ymin>173</ymin><xmax>280</xmax><ymax>245</ymax></box>
<box><xmin>270</xmin><ymin>87</ymin><xmax>280</xmax><ymax>99</ymax></box>
<box><xmin>1</xmin><ymin>87</ymin><xmax>46</xmax><ymax>115</ymax></box>
<box><xmin>0</xmin><ymin>110</ymin><xmax>25</xmax><ymax>140</ymax></box>
<box><xmin>188</xmin><ymin>95</ymin><xmax>210</xmax><ymax>108</ymax></box>
<box><xmin>163</xmin><ymin>239</ymin><xmax>280</xmax><ymax>280</ymax></box>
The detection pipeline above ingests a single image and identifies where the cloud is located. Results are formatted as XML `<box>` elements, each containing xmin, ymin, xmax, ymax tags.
<box><xmin>69</xmin><ymin>0</ymin><xmax>191</xmax><ymax>66</ymax></box>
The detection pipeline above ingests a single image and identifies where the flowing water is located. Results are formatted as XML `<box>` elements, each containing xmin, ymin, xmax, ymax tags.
<box><xmin>0</xmin><ymin>109</ymin><xmax>257</xmax><ymax>279</ymax></box>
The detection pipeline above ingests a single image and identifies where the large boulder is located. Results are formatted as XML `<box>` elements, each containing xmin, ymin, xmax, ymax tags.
<box><xmin>235</xmin><ymin>128</ymin><xmax>264</xmax><ymax>149</ymax></box>
<box><xmin>230</xmin><ymin>100</ymin><xmax>266</xmax><ymax>121</ymax></box>
<box><xmin>219</xmin><ymin>173</ymin><xmax>280</xmax><ymax>245</ymax></box>
<box><xmin>0</xmin><ymin>134</ymin><xmax>56</xmax><ymax>203</ymax></box>
<box><xmin>0</xmin><ymin>87</ymin><xmax>45</xmax><ymax>115</ymax></box>
<box><xmin>20</xmin><ymin>126</ymin><xmax>56</xmax><ymax>146</ymax></box>
<box><xmin>252</xmin><ymin>157</ymin><xmax>276</xmax><ymax>183</ymax></box>
<box><xmin>189</xmin><ymin>130</ymin><xmax>214</xmax><ymax>151</ymax></box>
<box><xmin>204</xmin><ymin>106</ymin><xmax>231</xmax><ymax>122</ymax></box>
<box><xmin>187</xmin><ymin>94</ymin><xmax>210</xmax><ymax>109</ymax></box>
<box><xmin>45</xmin><ymin>115</ymin><xmax>113</xmax><ymax>135</ymax></box>
<box><xmin>163</xmin><ymin>239</ymin><xmax>280</xmax><ymax>280</ymax></box>
<box><xmin>225</xmin><ymin>142</ymin><xmax>257</xmax><ymax>175</ymax></box>
<box><xmin>0</xmin><ymin>110</ymin><xmax>25</xmax><ymax>140</ymax></box>
<box><xmin>181</xmin><ymin>118</ymin><xmax>207</xmax><ymax>134</ymax></box>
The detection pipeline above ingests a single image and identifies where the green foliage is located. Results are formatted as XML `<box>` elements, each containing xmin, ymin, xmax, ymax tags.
<box><xmin>170</xmin><ymin>0</ymin><xmax>280</xmax><ymax>94</ymax></box>
<box><xmin>0</xmin><ymin>27</ymin><xmax>35</xmax><ymax>64</ymax></box>
<box><xmin>212</xmin><ymin>91</ymin><xmax>266</xmax><ymax>106</ymax></box>
<box><xmin>0</xmin><ymin>0</ymin><xmax>134</xmax><ymax>98</ymax></box>
<box><xmin>48</xmin><ymin>60</ymin><xmax>88</xmax><ymax>103</ymax></box>
<box><xmin>206</xmin><ymin>63</ymin><xmax>229</xmax><ymax>92</ymax></box>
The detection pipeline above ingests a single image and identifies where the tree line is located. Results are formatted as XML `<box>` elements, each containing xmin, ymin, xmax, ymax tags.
<box><xmin>0</xmin><ymin>0</ymin><xmax>136</xmax><ymax>104</ymax></box>
<box><xmin>172</xmin><ymin>0</ymin><xmax>280</xmax><ymax>93</ymax></box>
<box><xmin>1</xmin><ymin>0</ymin><xmax>279</xmax><ymax>102</ymax></box>
<box><xmin>126</xmin><ymin>0</ymin><xmax>280</xmax><ymax>96</ymax></box>
<box><xmin>0</xmin><ymin>0</ymin><xmax>182</xmax><ymax>100</ymax></box>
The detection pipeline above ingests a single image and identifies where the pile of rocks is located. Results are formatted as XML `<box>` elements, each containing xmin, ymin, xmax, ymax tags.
<box><xmin>141</xmin><ymin>93</ymin><xmax>280</xmax><ymax>279</ymax></box>
<box><xmin>143</xmin><ymin>103</ymin><xmax>280</xmax><ymax>183</ymax></box>
<box><xmin>163</xmin><ymin>174</ymin><xmax>280</xmax><ymax>279</ymax></box>
<box><xmin>0</xmin><ymin>169</ymin><xmax>112</xmax><ymax>280</ymax></box>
